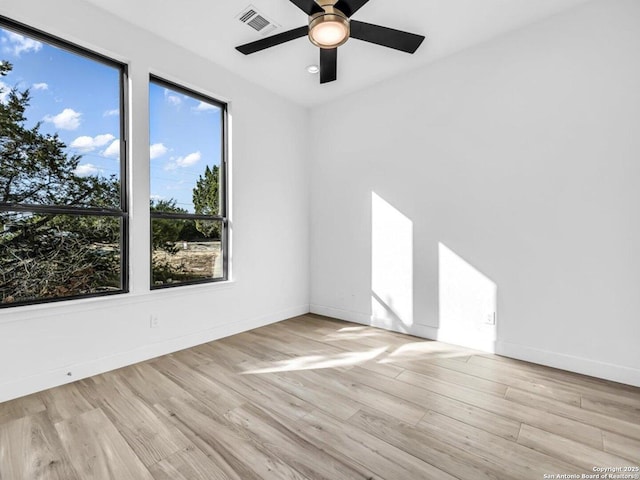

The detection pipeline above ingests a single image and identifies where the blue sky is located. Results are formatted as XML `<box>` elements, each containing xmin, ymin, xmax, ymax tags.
<box><xmin>0</xmin><ymin>26</ymin><xmax>222</xmax><ymax>213</ymax></box>
<box><xmin>149</xmin><ymin>82</ymin><xmax>222</xmax><ymax>213</ymax></box>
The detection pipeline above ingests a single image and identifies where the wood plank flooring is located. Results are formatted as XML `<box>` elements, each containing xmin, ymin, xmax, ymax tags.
<box><xmin>1</xmin><ymin>314</ymin><xmax>639</xmax><ymax>480</ymax></box>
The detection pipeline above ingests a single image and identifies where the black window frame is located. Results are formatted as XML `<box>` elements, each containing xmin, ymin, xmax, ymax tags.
<box><xmin>149</xmin><ymin>75</ymin><xmax>228</xmax><ymax>289</ymax></box>
<box><xmin>0</xmin><ymin>16</ymin><xmax>129</xmax><ymax>308</ymax></box>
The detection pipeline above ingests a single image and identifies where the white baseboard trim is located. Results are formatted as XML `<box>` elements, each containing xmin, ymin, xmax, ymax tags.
<box><xmin>495</xmin><ymin>340</ymin><xmax>640</xmax><ymax>388</ymax></box>
<box><xmin>435</xmin><ymin>329</ymin><xmax>497</xmax><ymax>354</ymax></box>
<box><xmin>310</xmin><ymin>304</ymin><xmax>640</xmax><ymax>388</ymax></box>
<box><xmin>310</xmin><ymin>304</ymin><xmax>438</xmax><ymax>340</ymax></box>
<box><xmin>0</xmin><ymin>304</ymin><xmax>309</xmax><ymax>403</ymax></box>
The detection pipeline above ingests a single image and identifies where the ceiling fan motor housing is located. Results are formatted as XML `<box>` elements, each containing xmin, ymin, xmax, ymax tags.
<box><xmin>308</xmin><ymin>5</ymin><xmax>350</xmax><ymax>48</ymax></box>
<box><xmin>235</xmin><ymin>0</ymin><xmax>426</xmax><ymax>84</ymax></box>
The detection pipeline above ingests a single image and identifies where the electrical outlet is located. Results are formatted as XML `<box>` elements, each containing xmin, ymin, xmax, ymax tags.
<box><xmin>485</xmin><ymin>312</ymin><xmax>496</xmax><ymax>326</ymax></box>
<box><xmin>150</xmin><ymin>315</ymin><xmax>159</xmax><ymax>328</ymax></box>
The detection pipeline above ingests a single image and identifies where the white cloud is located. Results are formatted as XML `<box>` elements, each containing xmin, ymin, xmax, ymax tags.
<box><xmin>74</xmin><ymin>163</ymin><xmax>99</xmax><ymax>177</ymax></box>
<box><xmin>94</xmin><ymin>133</ymin><xmax>116</xmax><ymax>146</ymax></box>
<box><xmin>102</xmin><ymin>139</ymin><xmax>121</xmax><ymax>159</ymax></box>
<box><xmin>32</xmin><ymin>82</ymin><xmax>48</xmax><ymax>91</ymax></box>
<box><xmin>164</xmin><ymin>152</ymin><xmax>201</xmax><ymax>171</ymax></box>
<box><xmin>150</xmin><ymin>143</ymin><xmax>168</xmax><ymax>160</ymax></box>
<box><xmin>194</xmin><ymin>101</ymin><xmax>217</xmax><ymax>112</ymax></box>
<box><xmin>4</xmin><ymin>32</ymin><xmax>43</xmax><ymax>56</ymax></box>
<box><xmin>150</xmin><ymin>194</ymin><xmax>165</xmax><ymax>202</ymax></box>
<box><xmin>164</xmin><ymin>88</ymin><xmax>182</xmax><ymax>107</ymax></box>
<box><xmin>176</xmin><ymin>151</ymin><xmax>201</xmax><ymax>167</ymax></box>
<box><xmin>166</xmin><ymin>95</ymin><xmax>182</xmax><ymax>106</ymax></box>
<box><xmin>70</xmin><ymin>133</ymin><xmax>115</xmax><ymax>153</ymax></box>
<box><xmin>44</xmin><ymin>108</ymin><xmax>81</xmax><ymax>130</ymax></box>
<box><xmin>103</xmin><ymin>108</ymin><xmax>119</xmax><ymax>117</ymax></box>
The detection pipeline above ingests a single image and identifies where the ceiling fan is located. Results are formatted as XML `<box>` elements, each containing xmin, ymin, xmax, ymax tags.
<box><xmin>235</xmin><ymin>0</ymin><xmax>426</xmax><ymax>84</ymax></box>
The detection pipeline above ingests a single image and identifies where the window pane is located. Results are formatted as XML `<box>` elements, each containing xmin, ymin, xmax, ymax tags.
<box><xmin>151</xmin><ymin>218</ymin><xmax>223</xmax><ymax>286</ymax></box>
<box><xmin>149</xmin><ymin>81</ymin><xmax>222</xmax><ymax>215</ymax></box>
<box><xmin>0</xmin><ymin>211</ymin><xmax>122</xmax><ymax>305</ymax></box>
<box><xmin>0</xmin><ymin>26</ymin><xmax>122</xmax><ymax>209</ymax></box>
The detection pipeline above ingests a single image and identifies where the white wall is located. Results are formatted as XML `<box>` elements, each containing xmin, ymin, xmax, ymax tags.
<box><xmin>310</xmin><ymin>0</ymin><xmax>640</xmax><ymax>386</ymax></box>
<box><xmin>0</xmin><ymin>0</ymin><xmax>310</xmax><ymax>402</ymax></box>
<box><xmin>2</xmin><ymin>0</ymin><xmax>638</xmax><ymax>400</ymax></box>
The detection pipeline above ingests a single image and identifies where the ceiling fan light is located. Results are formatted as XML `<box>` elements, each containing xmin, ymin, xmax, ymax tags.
<box><xmin>308</xmin><ymin>12</ymin><xmax>350</xmax><ymax>48</ymax></box>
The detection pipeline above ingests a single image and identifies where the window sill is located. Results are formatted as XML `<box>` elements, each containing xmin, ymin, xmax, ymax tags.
<box><xmin>0</xmin><ymin>279</ymin><xmax>236</xmax><ymax>325</ymax></box>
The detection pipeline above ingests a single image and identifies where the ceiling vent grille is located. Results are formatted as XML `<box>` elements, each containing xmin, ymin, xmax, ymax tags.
<box><xmin>236</xmin><ymin>5</ymin><xmax>279</xmax><ymax>36</ymax></box>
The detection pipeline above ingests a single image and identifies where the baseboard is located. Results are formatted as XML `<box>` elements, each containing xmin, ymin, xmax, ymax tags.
<box><xmin>435</xmin><ymin>329</ymin><xmax>497</xmax><ymax>354</ymax></box>
<box><xmin>496</xmin><ymin>340</ymin><xmax>640</xmax><ymax>388</ymax></box>
<box><xmin>310</xmin><ymin>304</ymin><xmax>438</xmax><ymax>340</ymax></box>
<box><xmin>7</xmin><ymin>302</ymin><xmax>635</xmax><ymax>402</ymax></box>
<box><xmin>0</xmin><ymin>303</ymin><xmax>309</xmax><ymax>403</ymax></box>
<box><xmin>310</xmin><ymin>303</ymin><xmax>640</xmax><ymax>388</ymax></box>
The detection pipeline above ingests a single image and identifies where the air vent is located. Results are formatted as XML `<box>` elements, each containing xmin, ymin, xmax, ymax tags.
<box><xmin>236</xmin><ymin>5</ymin><xmax>279</xmax><ymax>36</ymax></box>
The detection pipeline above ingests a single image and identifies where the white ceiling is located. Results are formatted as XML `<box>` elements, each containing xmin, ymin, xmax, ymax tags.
<box><xmin>82</xmin><ymin>0</ymin><xmax>591</xmax><ymax>106</ymax></box>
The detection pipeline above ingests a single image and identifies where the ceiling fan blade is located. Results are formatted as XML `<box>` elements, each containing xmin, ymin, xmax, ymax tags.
<box><xmin>320</xmin><ymin>48</ymin><xmax>337</xmax><ymax>84</ymax></box>
<box><xmin>236</xmin><ymin>26</ymin><xmax>309</xmax><ymax>55</ymax></box>
<box><xmin>333</xmin><ymin>0</ymin><xmax>371</xmax><ymax>17</ymax></box>
<box><xmin>289</xmin><ymin>0</ymin><xmax>324</xmax><ymax>15</ymax></box>
<box><xmin>350</xmin><ymin>20</ymin><xmax>425</xmax><ymax>53</ymax></box>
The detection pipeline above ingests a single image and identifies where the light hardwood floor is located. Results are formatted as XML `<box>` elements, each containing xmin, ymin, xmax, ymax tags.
<box><xmin>1</xmin><ymin>314</ymin><xmax>639</xmax><ymax>479</ymax></box>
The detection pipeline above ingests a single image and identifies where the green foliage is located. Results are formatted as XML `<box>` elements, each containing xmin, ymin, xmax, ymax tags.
<box><xmin>0</xmin><ymin>63</ymin><xmax>118</xmax><ymax>209</ymax></box>
<box><xmin>0</xmin><ymin>61</ymin><xmax>225</xmax><ymax>297</ymax></box>
<box><xmin>150</xmin><ymin>199</ymin><xmax>186</xmax><ymax>254</ymax></box>
<box><xmin>192</xmin><ymin>164</ymin><xmax>221</xmax><ymax>239</ymax></box>
<box><xmin>150</xmin><ymin>198</ymin><xmax>215</xmax><ymax>284</ymax></box>
<box><xmin>1</xmin><ymin>213</ymin><xmax>121</xmax><ymax>302</ymax></box>
<box><xmin>151</xmin><ymin>257</ymin><xmax>186</xmax><ymax>284</ymax></box>
<box><xmin>0</xmin><ymin>62</ymin><xmax>121</xmax><ymax>304</ymax></box>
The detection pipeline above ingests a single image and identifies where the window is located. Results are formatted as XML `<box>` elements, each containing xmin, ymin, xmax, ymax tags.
<box><xmin>149</xmin><ymin>77</ymin><xmax>227</xmax><ymax>287</ymax></box>
<box><xmin>0</xmin><ymin>18</ymin><xmax>127</xmax><ymax>307</ymax></box>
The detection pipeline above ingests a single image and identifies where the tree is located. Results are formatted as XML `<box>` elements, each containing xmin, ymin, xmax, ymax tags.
<box><xmin>0</xmin><ymin>64</ymin><xmax>118</xmax><ymax>209</ymax></box>
<box><xmin>0</xmin><ymin>61</ymin><xmax>121</xmax><ymax>304</ymax></box>
<box><xmin>150</xmin><ymin>198</ymin><xmax>199</xmax><ymax>285</ymax></box>
<box><xmin>150</xmin><ymin>198</ymin><xmax>187</xmax><ymax>254</ymax></box>
<box><xmin>192</xmin><ymin>164</ymin><xmax>221</xmax><ymax>239</ymax></box>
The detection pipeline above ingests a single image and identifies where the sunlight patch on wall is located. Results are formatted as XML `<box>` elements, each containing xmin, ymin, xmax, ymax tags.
<box><xmin>438</xmin><ymin>243</ymin><xmax>497</xmax><ymax>352</ymax></box>
<box><xmin>371</xmin><ymin>192</ymin><xmax>413</xmax><ymax>330</ymax></box>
